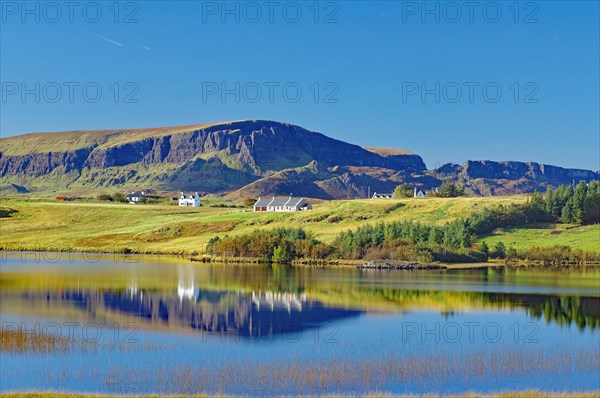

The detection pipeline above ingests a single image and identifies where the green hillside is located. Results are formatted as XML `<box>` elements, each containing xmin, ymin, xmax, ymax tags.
<box><xmin>5</xmin><ymin>195</ymin><xmax>597</xmax><ymax>257</ymax></box>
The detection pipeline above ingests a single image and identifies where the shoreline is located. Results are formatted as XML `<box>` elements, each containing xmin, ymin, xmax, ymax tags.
<box><xmin>2</xmin><ymin>248</ymin><xmax>599</xmax><ymax>269</ymax></box>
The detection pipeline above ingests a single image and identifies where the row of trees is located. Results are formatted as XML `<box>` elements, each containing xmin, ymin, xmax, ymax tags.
<box><xmin>393</xmin><ymin>182</ymin><xmax>465</xmax><ymax>198</ymax></box>
<box><xmin>529</xmin><ymin>181</ymin><xmax>600</xmax><ymax>225</ymax></box>
<box><xmin>97</xmin><ymin>193</ymin><xmax>127</xmax><ymax>202</ymax></box>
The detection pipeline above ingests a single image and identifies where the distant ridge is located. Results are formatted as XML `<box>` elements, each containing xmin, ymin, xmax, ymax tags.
<box><xmin>0</xmin><ymin>120</ymin><xmax>597</xmax><ymax>198</ymax></box>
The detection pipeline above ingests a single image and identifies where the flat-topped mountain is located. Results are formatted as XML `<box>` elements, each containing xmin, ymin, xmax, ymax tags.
<box><xmin>0</xmin><ymin>120</ymin><xmax>597</xmax><ymax>198</ymax></box>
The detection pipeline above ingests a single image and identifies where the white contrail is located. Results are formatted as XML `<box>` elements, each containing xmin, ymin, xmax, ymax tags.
<box><xmin>89</xmin><ymin>32</ymin><xmax>123</xmax><ymax>47</ymax></box>
<box><xmin>142</xmin><ymin>45</ymin><xmax>151</xmax><ymax>51</ymax></box>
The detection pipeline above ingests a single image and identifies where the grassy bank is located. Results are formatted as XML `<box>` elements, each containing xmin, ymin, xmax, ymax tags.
<box><xmin>1</xmin><ymin>196</ymin><xmax>598</xmax><ymax>258</ymax></box>
<box><xmin>479</xmin><ymin>222</ymin><xmax>600</xmax><ymax>253</ymax></box>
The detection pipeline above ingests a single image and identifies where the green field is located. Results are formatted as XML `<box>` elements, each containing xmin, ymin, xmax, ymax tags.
<box><xmin>1</xmin><ymin>196</ymin><xmax>598</xmax><ymax>256</ymax></box>
<box><xmin>479</xmin><ymin>223</ymin><xmax>600</xmax><ymax>253</ymax></box>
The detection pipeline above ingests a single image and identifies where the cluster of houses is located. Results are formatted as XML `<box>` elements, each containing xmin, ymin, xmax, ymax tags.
<box><xmin>371</xmin><ymin>187</ymin><xmax>433</xmax><ymax>199</ymax></box>
<box><xmin>125</xmin><ymin>191</ymin><xmax>312</xmax><ymax>212</ymax></box>
<box><xmin>125</xmin><ymin>191</ymin><xmax>202</xmax><ymax>207</ymax></box>
<box><xmin>123</xmin><ymin>185</ymin><xmax>435</xmax><ymax>211</ymax></box>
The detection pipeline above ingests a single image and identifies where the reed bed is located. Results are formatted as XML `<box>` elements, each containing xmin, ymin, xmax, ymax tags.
<box><xmin>0</xmin><ymin>329</ymin><xmax>175</xmax><ymax>355</ymax></box>
<box><xmin>0</xmin><ymin>328</ymin><xmax>72</xmax><ymax>354</ymax></box>
<box><xmin>29</xmin><ymin>348</ymin><xmax>600</xmax><ymax>396</ymax></box>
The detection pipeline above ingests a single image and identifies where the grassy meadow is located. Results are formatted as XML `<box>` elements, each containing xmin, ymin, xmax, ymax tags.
<box><xmin>479</xmin><ymin>222</ymin><xmax>600</xmax><ymax>253</ymax></box>
<box><xmin>0</xmin><ymin>196</ymin><xmax>523</xmax><ymax>255</ymax></box>
<box><xmin>0</xmin><ymin>195</ymin><xmax>598</xmax><ymax>256</ymax></box>
<box><xmin>0</xmin><ymin>195</ymin><xmax>600</xmax><ymax>254</ymax></box>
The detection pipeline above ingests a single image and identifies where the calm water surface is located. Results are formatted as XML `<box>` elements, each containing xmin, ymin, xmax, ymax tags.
<box><xmin>1</xmin><ymin>251</ymin><xmax>599</xmax><ymax>395</ymax></box>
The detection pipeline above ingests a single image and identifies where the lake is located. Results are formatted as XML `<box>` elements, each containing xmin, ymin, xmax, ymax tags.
<box><xmin>1</xmin><ymin>251</ymin><xmax>599</xmax><ymax>396</ymax></box>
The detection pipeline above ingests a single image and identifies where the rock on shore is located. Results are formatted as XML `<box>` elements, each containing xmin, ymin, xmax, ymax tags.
<box><xmin>358</xmin><ymin>260</ymin><xmax>441</xmax><ymax>270</ymax></box>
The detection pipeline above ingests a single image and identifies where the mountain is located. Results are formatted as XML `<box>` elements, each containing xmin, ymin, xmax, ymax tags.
<box><xmin>0</xmin><ymin>120</ymin><xmax>597</xmax><ymax>198</ymax></box>
<box><xmin>434</xmin><ymin>161</ymin><xmax>599</xmax><ymax>196</ymax></box>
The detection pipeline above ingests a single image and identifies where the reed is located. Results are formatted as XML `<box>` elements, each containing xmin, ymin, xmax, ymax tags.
<box><xmin>18</xmin><ymin>348</ymin><xmax>598</xmax><ymax>396</ymax></box>
<box><xmin>0</xmin><ymin>328</ymin><xmax>71</xmax><ymax>354</ymax></box>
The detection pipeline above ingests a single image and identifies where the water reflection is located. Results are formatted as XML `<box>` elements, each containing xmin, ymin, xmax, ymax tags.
<box><xmin>1</xmin><ymin>252</ymin><xmax>600</xmax><ymax>395</ymax></box>
<box><xmin>0</xmin><ymin>252</ymin><xmax>599</xmax><ymax>334</ymax></box>
<box><xmin>2</xmin><ymin>286</ymin><xmax>362</xmax><ymax>338</ymax></box>
<box><xmin>1</xmin><ymin>283</ymin><xmax>599</xmax><ymax>336</ymax></box>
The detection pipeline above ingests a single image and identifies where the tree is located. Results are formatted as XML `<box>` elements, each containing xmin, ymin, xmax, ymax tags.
<box><xmin>206</xmin><ymin>236</ymin><xmax>221</xmax><ymax>255</ymax></box>
<box><xmin>491</xmin><ymin>241</ymin><xmax>506</xmax><ymax>259</ymax></box>
<box><xmin>571</xmin><ymin>181</ymin><xmax>588</xmax><ymax>225</ymax></box>
<box><xmin>97</xmin><ymin>193</ymin><xmax>113</xmax><ymax>201</ymax></box>
<box><xmin>243</xmin><ymin>198</ymin><xmax>257</xmax><ymax>207</ymax></box>
<box><xmin>428</xmin><ymin>226</ymin><xmax>444</xmax><ymax>245</ymax></box>
<box><xmin>394</xmin><ymin>183</ymin><xmax>414</xmax><ymax>198</ymax></box>
<box><xmin>506</xmin><ymin>246</ymin><xmax>517</xmax><ymax>259</ymax></box>
<box><xmin>584</xmin><ymin>181</ymin><xmax>600</xmax><ymax>224</ymax></box>
<box><xmin>113</xmin><ymin>193</ymin><xmax>127</xmax><ymax>203</ymax></box>
<box><xmin>530</xmin><ymin>190</ymin><xmax>545</xmax><ymax>210</ymax></box>
<box><xmin>561</xmin><ymin>198</ymin><xmax>574</xmax><ymax>223</ymax></box>
<box><xmin>480</xmin><ymin>241</ymin><xmax>489</xmax><ymax>256</ymax></box>
<box><xmin>436</xmin><ymin>182</ymin><xmax>465</xmax><ymax>198</ymax></box>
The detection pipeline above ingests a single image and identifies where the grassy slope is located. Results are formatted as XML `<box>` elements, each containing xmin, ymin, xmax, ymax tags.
<box><xmin>479</xmin><ymin>223</ymin><xmax>600</xmax><ymax>253</ymax></box>
<box><xmin>3</xmin><ymin>195</ymin><xmax>597</xmax><ymax>257</ymax></box>
<box><xmin>0</xmin><ymin>122</ymin><xmax>232</xmax><ymax>155</ymax></box>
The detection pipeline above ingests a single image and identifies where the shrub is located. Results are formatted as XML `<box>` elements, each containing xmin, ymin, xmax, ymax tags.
<box><xmin>97</xmin><ymin>193</ymin><xmax>113</xmax><ymax>201</ymax></box>
<box><xmin>272</xmin><ymin>244</ymin><xmax>293</xmax><ymax>263</ymax></box>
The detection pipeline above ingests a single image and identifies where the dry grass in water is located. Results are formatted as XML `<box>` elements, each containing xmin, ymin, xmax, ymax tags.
<box><xmin>0</xmin><ymin>328</ymin><xmax>72</xmax><ymax>354</ymax></box>
<box><xmin>27</xmin><ymin>348</ymin><xmax>600</xmax><ymax>396</ymax></box>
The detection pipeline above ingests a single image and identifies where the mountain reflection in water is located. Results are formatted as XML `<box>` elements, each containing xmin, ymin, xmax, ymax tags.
<box><xmin>9</xmin><ymin>285</ymin><xmax>363</xmax><ymax>338</ymax></box>
<box><xmin>1</xmin><ymin>253</ymin><xmax>599</xmax><ymax>334</ymax></box>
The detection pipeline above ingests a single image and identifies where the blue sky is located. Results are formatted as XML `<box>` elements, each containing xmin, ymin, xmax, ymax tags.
<box><xmin>1</xmin><ymin>1</ymin><xmax>598</xmax><ymax>170</ymax></box>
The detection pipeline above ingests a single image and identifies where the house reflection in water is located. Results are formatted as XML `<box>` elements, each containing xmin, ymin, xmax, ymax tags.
<box><xmin>251</xmin><ymin>291</ymin><xmax>306</xmax><ymax>312</ymax></box>
<box><xmin>177</xmin><ymin>280</ymin><xmax>197</xmax><ymax>302</ymax></box>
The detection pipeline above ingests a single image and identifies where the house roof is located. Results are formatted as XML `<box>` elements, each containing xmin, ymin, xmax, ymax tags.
<box><xmin>285</xmin><ymin>197</ymin><xmax>308</xmax><ymax>207</ymax></box>
<box><xmin>254</xmin><ymin>196</ymin><xmax>308</xmax><ymax>207</ymax></box>
<box><xmin>127</xmin><ymin>191</ymin><xmax>144</xmax><ymax>198</ymax></box>
<box><xmin>253</xmin><ymin>197</ymin><xmax>272</xmax><ymax>207</ymax></box>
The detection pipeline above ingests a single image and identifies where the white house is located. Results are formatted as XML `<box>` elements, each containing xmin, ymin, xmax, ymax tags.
<box><xmin>372</xmin><ymin>192</ymin><xmax>394</xmax><ymax>199</ymax></box>
<box><xmin>253</xmin><ymin>196</ymin><xmax>311</xmax><ymax>212</ymax></box>
<box><xmin>179</xmin><ymin>192</ymin><xmax>201</xmax><ymax>207</ymax></box>
<box><xmin>413</xmin><ymin>188</ymin><xmax>426</xmax><ymax>198</ymax></box>
<box><xmin>413</xmin><ymin>187</ymin><xmax>439</xmax><ymax>198</ymax></box>
<box><xmin>127</xmin><ymin>191</ymin><xmax>145</xmax><ymax>204</ymax></box>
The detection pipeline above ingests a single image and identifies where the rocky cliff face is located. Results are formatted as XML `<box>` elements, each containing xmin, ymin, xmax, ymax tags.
<box><xmin>434</xmin><ymin>161</ymin><xmax>599</xmax><ymax>196</ymax></box>
<box><xmin>0</xmin><ymin>120</ymin><xmax>426</xmax><ymax>195</ymax></box>
<box><xmin>0</xmin><ymin>120</ymin><xmax>597</xmax><ymax>198</ymax></box>
<box><xmin>461</xmin><ymin>160</ymin><xmax>597</xmax><ymax>183</ymax></box>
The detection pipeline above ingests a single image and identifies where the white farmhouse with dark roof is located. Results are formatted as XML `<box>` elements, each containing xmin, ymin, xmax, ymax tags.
<box><xmin>127</xmin><ymin>191</ymin><xmax>145</xmax><ymax>204</ymax></box>
<box><xmin>179</xmin><ymin>192</ymin><xmax>201</xmax><ymax>207</ymax></box>
<box><xmin>253</xmin><ymin>196</ymin><xmax>311</xmax><ymax>212</ymax></box>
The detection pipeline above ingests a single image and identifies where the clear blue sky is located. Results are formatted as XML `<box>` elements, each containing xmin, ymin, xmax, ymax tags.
<box><xmin>1</xmin><ymin>1</ymin><xmax>598</xmax><ymax>170</ymax></box>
